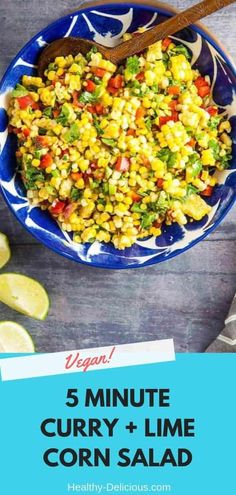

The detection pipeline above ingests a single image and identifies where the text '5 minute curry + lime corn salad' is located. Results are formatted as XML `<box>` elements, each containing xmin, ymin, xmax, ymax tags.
<box><xmin>8</xmin><ymin>35</ymin><xmax>232</xmax><ymax>250</ymax></box>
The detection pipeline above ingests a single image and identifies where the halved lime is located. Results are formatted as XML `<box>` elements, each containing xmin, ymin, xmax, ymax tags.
<box><xmin>0</xmin><ymin>321</ymin><xmax>35</xmax><ymax>352</ymax></box>
<box><xmin>0</xmin><ymin>233</ymin><xmax>11</xmax><ymax>269</ymax></box>
<box><xmin>0</xmin><ymin>273</ymin><xmax>49</xmax><ymax>320</ymax></box>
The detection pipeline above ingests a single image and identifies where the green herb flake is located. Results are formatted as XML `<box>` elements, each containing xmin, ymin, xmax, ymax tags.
<box><xmin>43</xmin><ymin>107</ymin><xmax>52</xmax><ymax>118</ymax></box>
<box><xmin>126</xmin><ymin>55</ymin><xmax>140</xmax><ymax>75</ymax></box>
<box><xmin>101</xmin><ymin>138</ymin><xmax>116</xmax><ymax>147</ymax></box>
<box><xmin>71</xmin><ymin>187</ymin><xmax>82</xmax><ymax>201</ymax></box>
<box><xmin>141</xmin><ymin>213</ymin><xmax>156</xmax><ymax>229</ymax></box>
<box><xmin>93</xmin><ymin>116</ymin><xmax>104</xmax><ymax>135</ymax></box>
<box><xmin>208</xmin><ymin>139</ymin><xmax>220</xmax><ymax>158</ymax></box>
<box><xmin>157</xmin><ymin>148</ymin><xmax>170</xmax><ymax>162</ymax></box>
<box><xmin>170</xmin><ymin>44</ymin><xmax>191</xmax><ymax>60</ymax></box>
<box><xmin>208</xmin><ymin>116</ymin><xmax>221</xmax><ymax>130</ymax></box>
<box><xmin>64</xmin><ymin>123</ymin><xmax>80</xmax><ymax>143</ymax></box>
<box><xmin>56</xmin><ymin>104</ymin><xmax>70</xmax><ymax>125</ymax></box>
<box><xmin>38</xmin><ymin>128</ymin><xmax>47</xmax><ymax>136</ymax></box>
<box><xmin>186</xmin><ymin>185</ymin><xmax>199</xmax><ymax>197</ymax></box>
<box><xmin>12</xmin><ymin>84</ymin><xmax>28</xmax><ymax>98</ymax></box>
<box><xmin>24</xmin><ymin>166</ymin><xmax>45</xmax><ymax>190</ymax></box>
<box><xmin>131</xmin><ymin>203</ymin><xmax>143</xmax><ymax>213</ymax></box>
<box><xmin>79</xmin><ymin>88</ymin><xmax>100</xmax><ymax>104</ymax></box>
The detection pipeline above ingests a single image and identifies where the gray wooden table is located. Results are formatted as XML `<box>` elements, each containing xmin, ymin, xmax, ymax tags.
<box><xmin>1</xmin><ymin>0</ymin><xmax>236</xmax><ymax>353</ymax></box>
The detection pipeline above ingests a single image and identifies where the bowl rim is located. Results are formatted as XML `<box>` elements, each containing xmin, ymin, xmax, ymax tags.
<box><xmin>0</xmin><ymin>1</ymin><xmax>236</xmax><ymax>270</ymax></box>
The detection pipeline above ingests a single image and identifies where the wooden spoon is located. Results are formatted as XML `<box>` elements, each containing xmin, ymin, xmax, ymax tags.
<box><xmin>38</xmin><ymin>0</ymin><xmax>235</xmax><ymax>77</ymax></box>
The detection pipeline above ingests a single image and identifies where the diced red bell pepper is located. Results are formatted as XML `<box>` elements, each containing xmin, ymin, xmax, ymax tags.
<box><xmin>153</xmin><ymin>220</ymin><xmax>162</xmax><ymax>228</ymax></box>
<box><xmin>131</xmin><ymin>191</ymin><xmax>142</xmax><ymax>202</ymax></box>
<box><xmin>115</xmin><ymin>156</ymin><xmax>130</xmax><ymax>172</ymax></box>
<box><xmin>142</xmin><ymin>155</ymin><xmax>151</xmax><ymax>168</ymax></box>
<box><xmin>162</xmin><ymin>38</ymin><xmax>172</xmax><ymax>50</ymax></box>
<box><xmin>159</xmin><ymin>111</ymin><xmax>178</xmax><ymax>126</ymax></box>
<box><xmin>90</xmin><ymin>162</ymin><xmax>98</xmax><ymax>170</ymax></box>
<box><xmin>85</xmin><ymin>79</ymin><xmax>96</xmax><ymax>92</ymax></box>
<box><xmin>63</xmin><ymin>203</ymin><xmax>77</xmax><ymax>219</ymax></box>
<box><xmin>136</xmin><ymin>72</ymin><xmax>145</xmax><ymax>82</ymax></box>
<box><xmin>107</xmin><ymin>85</ymin><xmax>118</xmax><ymax>95</ymax></box>
<box><xmin>206</xmin><ymin>106</ymin><xmax>218</xmax><ymax>116</ymax></box>
<box><xmin>198</xmin><ymin>85</ymin><xmax>211</xmax><ymax>98</ymax></box>
<box><xmin>35</xmin><ymin>135</ymin><xmax>49</xmax><ymax>149</ymax></box>
<box><xmin>94</xmin><ymin>103</ymin><xmax>105</xmax><ymax>115</ymax></box>
<box><xmin>9</xmin><ymin>126</ymin><xmax>20</xmax><ymax>135</ymax></box>
<box><xmin>168</xmin><ymin>85</ymin><xmax>180</xmax><ymax>96</ymax></box>
<box><xmin>135</xmin><ymin>106</ymin><xmax>146</xmax><ymax>120</ymax></box>
<box><xmin>156</xmin><ymin>178</ymin><xmax>164</xmax><ymax>188</ymax></box>
<box><xmin>127</xmin><ymin>129</ymin><xmax>136</xmax><ymax>136</ymax></box>
<box><xmin>23</xmin><ymin>128</ymin><xmax>30</xmax><ymax>137</ymax></box>
<box><xmin>72</xmin><ymin>91</ymin><xmax>80</xmax><ymax>107</ymax></box>
<box><xmin>17</xmin><ymin>95</ymin><xmax>38</xmax><ymax>110</ymax></box>
<box><xmin>194</xmin><ymin>76</ymin><xmax>208</xmax><ymax>89</ymax></box>
<box><xmin>194</xmin><ymin>76</ymin><xmax>211</xmax><ymax>98</ymax></box>
<box><xmin>53</xmin><ymin>108</ymin><xmax>60</xmax><ymax>118</ymax></box>
<box><xmin>201</xmin><ymin>185</ymin><xmax>213</xmax><ymax>197</ymax></box>
<box><xmin>71</xmin><ymin>172</ymin><xmax>82</xmax><ymax>181</ymax></box>
<box><xmin>50</xmin><ymin>200</ymin><xmax>66</xmax><ymax>215</ymax></box>
<box><xmin>93</xmin><ymin>169</ymin><xmax>105</xmax><ymax>180</ymax></box>
<box><xmin>87</xmin><ymin>103</ymin><xmax>105</xmax><ymax>115</ymax></box>
<box><xmin>87</xmin><ymin>105</ymin><xmax>96</xmax><ymax>113</ymax></box>
<box><xmin>109</xmin><ymin>74</ymin><xmax>124</xmax><ymax>89</ymax></box>
<box><xmin>91</xmin><ymin>67</ymin><xmax>106</xmax><ymax>78</ymax></box>
<box><xmin>188</xmin><ymin>138</ymin><xmax>196</xmax><ymax>148</ymax></box>
<box><xmin>40</xmin><ymin>153</ymin><xmax>53</xmax><ymax>169</ymax></box>
<box><xmin>60</xmin><ymin>148</ymin><xmax>69</xmax><ymax>157</ymax></box>
<box><xmin>169</xmin><ymin>100</ymin><xmax>178</xmax><ymax>111</ymax></box>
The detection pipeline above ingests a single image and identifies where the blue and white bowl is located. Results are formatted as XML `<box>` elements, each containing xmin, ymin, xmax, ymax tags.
<box><xmin>0</xmin><ymin>2</ymin><xmax>236</xmax><ymax>269</ymax></box>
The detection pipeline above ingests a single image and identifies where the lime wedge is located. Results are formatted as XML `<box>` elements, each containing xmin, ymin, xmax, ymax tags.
<box><xmin>0</xmin><ymin>273</ymin><xmax>49</xmax><ymax>320</ymax></box>
<box><xmin>0</xmin><ymin>321</ymin><xmax>35</xmax><ymax>352</ymax></box>
<box><xmin>0</xmin><ymin>233</ymin><xmax>11</xmax><ymax>269</ymax></box>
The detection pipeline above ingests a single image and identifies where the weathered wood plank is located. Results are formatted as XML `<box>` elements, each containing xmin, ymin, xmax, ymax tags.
<box><xmin>0</xmin><ymin>241</ymin><xmax>235</xmax><ymax>352</ymax></box>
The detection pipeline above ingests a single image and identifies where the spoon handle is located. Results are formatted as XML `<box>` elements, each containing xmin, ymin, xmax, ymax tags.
<box><xmin>108</xmin><ymin>0</ymin><xmax>235</xmax><ymax>63</ymax></box>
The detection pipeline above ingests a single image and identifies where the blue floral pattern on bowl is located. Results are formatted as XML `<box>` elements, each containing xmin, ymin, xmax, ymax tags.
<box><xmin>0</xmin><ymin>3</ymin><xmax>236</xmax><ymax>269</ymax></box>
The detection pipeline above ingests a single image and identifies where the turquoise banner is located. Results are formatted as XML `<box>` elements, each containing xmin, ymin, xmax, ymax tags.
<box><xmin>0</xmin><ymin>354</ymin><xmax>235</xmax><ymax>495</ymax></box>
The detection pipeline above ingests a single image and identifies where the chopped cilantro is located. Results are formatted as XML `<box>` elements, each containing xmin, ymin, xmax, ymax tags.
<box><xmin>157</xmin><ymin>148</ymin><xmax>171</xmax><ymax>162</ymax></box>
<box><xmin>43</xmin><ymin>107</ymin><xmax>52</xmax><ymax>118</ymax></box>
<box><xmin>157</xmin><ymin>148</ymin><xmax>177</xmax><ymax>168</ymax></box>
<box><xmin>51</xmin><ymin>169</ymin><xmax>60</xmax><ymax>178</ymax></box>
<box><xmin>101</xmin><ymin>138</ymin><xmax>116</xmax><ymax>147</ymax></box>
<box><xmin>38</xmin><ymin>128</ymin><xmax>47</xmax><ymax>135</ymax></box>
<box><xmin>57</xmin><ymin>104</ymin><xmax>70</xmax><ymax>125</ymax></box>
<box><xmin>64</xmin><ymin>123</ymin><xmax>80</xmax><ymax>143</ymax></box>
<box><xmin>79</xmin><ymin>88</ymin><xmax>100</xmax><ymax>104</ymax></box>
<box><xmin>48</xmin><ymin>62</ymin><xmax>56</xmax><ymax>70</ymax></box>
<box><xmin>93</xmin><ymin>116</ymin><xmax>104</xmax><ymax>135</ymax></box>
<box><xmin>131</xmin><ymin>203</ymin><xmax>143</xmax><ymax>213</ymax></box>
<box><xmin>71</xmin><ymin>187</ymin><xmax>82</xmax><ymax>201</ymax></box>
<box><xmin>24</xmin><ymin>166</ymin><xmax>45</xmax><ymax>190</ymax></box>
<box><xmin>188</xmin><ymin>154</ymin><xmax>202</xmax><ymax>177</ymax></box>
<box><xmin>141</xmin><ymin>212</ymin><xmax>156</xmax><ymax>229</ymax></box>
<box><xmin>208</xmin><ymin>139</ymin><xmax>220</xmax><ymax>158</ymax></box>
<box><xmin>12</xmin><ymin>84</ymin><xmax>28</xmax><ymax>97</ymax></box>
<box><xmin>167</xmin><ymin>152</ymin><xmax>178</xmax><ymax>169</ymax></box>
<box><xmin>170</xmin><ymin>44</ymin><xmax>191</xmax><ymax>60</ymax></box>
<box><xmin>220</xmin><ymin>153</ymin><xmax>232</xmax><ymax>169</ymax></box>
<box><xmin>208</xmin><ymin>116</ymin><xmax>221</xmax><ymax>130</ymax></box>
<box><xmin>145</xmin><ymin>117</ymin><xmax>152</xmax><ymax>131</ymax></box>
<box><xmin>126</xmin><ymin>55</ymin><xmax>140</xmax><ymax>75</ymax></box>
<box><xmin>186</xmin><ymin>185</ymin><xmax>198</xmax><ymax>197</ymax></box>
<box><xmin>86</xmin><ymin>46</ymin><xmax>98</xmax><ymax>61</ymax></box>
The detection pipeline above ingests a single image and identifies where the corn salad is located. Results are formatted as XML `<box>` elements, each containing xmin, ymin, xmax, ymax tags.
<box><xmin>8</xmin><ymin>36</ymin><xmax>232</xmax><ymax>249</ymax></box>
